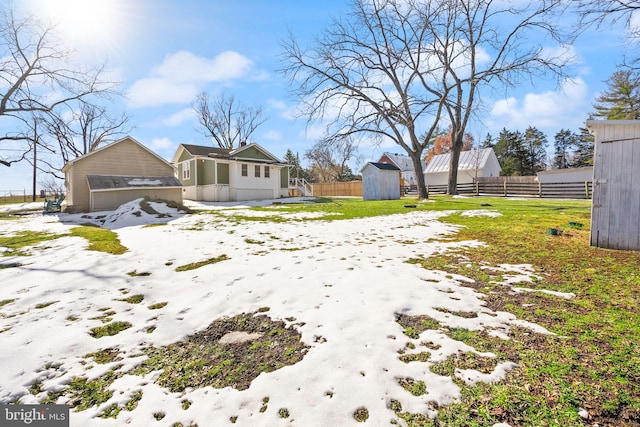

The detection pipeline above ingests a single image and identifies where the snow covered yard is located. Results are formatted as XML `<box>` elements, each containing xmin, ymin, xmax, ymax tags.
<box><xmin>0</xmin><ymin>198</ymin><xmax>562</xmax><ymax>426</ymax></box>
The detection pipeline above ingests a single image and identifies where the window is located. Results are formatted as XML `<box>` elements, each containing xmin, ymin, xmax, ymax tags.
<box><xmin>264</xmin><ymin>166</ymin><xmax>270</xmax><ymax>178</ymax></box>
<box><xmin>182</xmin><ymin>162</ymin><xmax>191</xmax><ymax>180</ymax></box>
<box><xmin>255</xmin><ymin>165</ymin><xmax>261</xmax><ymax>177</ymax></box>
<box><xmin>241</xmin><ymin>164</ymin><xmax>248</xmax><ymax>177</ymax></box>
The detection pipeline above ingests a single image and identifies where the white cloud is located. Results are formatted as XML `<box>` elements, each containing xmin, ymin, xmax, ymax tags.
<box><xmin>153</xmin><ymin>50</ymin><xmax>253</xmax><ymax>83</ymax></box>
<box><xmin>127</xmin><ymin>78</ymin><xmax>197</xmax><ymax>107</ymax></box>
<box><xmin>149</xmin><ymin>137</ymin><xmax>174</xmax><ymax>150</ymax></box>
<box><xmin>127</xmin><ymin>50</ymin><xmax>254</xmax><ymax>108</ymax></box>
<box><xmin>162</xmin><ymin>108</ymin><xmax>196</xmax><ymax>127</ymax></box>
<box><xmin>262</xmin><ymin>129</ymin><xmax>282</xmax><ymax>141</ymax></box>
<box><xmin>486</xmin><ymin>77</ymin><xmax>590</xmax><ymax>134</ymax></box>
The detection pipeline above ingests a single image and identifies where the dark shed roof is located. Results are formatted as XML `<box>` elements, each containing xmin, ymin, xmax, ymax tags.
<box><xmin>369</xmin><ymin>162</ymin><xmax>401</xmax><ymax>171</ymax></box>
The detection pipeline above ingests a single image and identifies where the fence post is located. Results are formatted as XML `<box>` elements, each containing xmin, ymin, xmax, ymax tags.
<box><xmin>475</xmin><ymin>181</ymin><xmax>479</xmax><ymax>196</ymax></box>
<box><xmin>585</xmin><ymin>181</ymin><xmax>590</xmax><ymax>199</ymax></box>
<box><xmin>503</xmin><ymin>180</ymin><xmax>507</xmax><ymax>197</ymax></box>
<box><xmin>538</xmin><ymin>181</ymin><xmax>542</xmax><ymax>198</ymax></box>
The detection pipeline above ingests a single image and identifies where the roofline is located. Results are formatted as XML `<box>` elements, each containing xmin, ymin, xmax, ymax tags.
<box><xmin>586</xmin><ymin>119</ymin><xmax>640</xmax><ymax>127</ymax></box>
<box><xmin>230</xmin><ymin>142</ymin><xmax>282</xmax><ymax>163</ymax></box>
<box><xmin>63</xmin><ymin>136</ymin><xmax>175</xmax><ymax>172</ymax></box>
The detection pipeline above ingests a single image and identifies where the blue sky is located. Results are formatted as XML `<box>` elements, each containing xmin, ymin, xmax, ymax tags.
<box><xmin>1</xmin><ymin>0</ymin><xmax>632</xmax><ymax>192</ymax></box>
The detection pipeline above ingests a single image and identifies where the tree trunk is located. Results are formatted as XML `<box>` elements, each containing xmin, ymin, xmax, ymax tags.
<box><xmin>409</xmin><ymin>152</ymin><xmax>428</xmax><ymax>199</ymax></box>
<box><xmin>447</xmin><ymin>137</ymin><xmax>463</xmax><ymax>195</ymax></box>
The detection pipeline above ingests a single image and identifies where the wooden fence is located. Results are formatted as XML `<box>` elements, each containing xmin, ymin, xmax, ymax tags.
<box><xmin>311</xmin><ymin>181</ymin><xmax>362</xmax><ymax>197</ymax></box>
<box><xmin>426</xmin><ymin>181</ymin><xmax>593</xmax><ymax>199</ymax></box>
<box><xmin>304</xmin><ymin>180</ymin><xmax>592</xmax><ymax>199</ymax></box>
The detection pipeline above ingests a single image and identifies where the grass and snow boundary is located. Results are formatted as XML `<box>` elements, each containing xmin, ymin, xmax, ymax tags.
<box><xmin>0</xmin><ymin>198</ymin><xmax>610</xmax><ymax>426</ymax></box>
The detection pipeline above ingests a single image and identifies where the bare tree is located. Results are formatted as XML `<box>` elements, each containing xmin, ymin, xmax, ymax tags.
<box><xmin>281</xmin><ymin>0</ymin><xmax>572</xmax><ymax>198</ymax></box>
<box><xmin>0</xmin><ymin>4</ymin><xmax>118</xmax><ymax>168</ymax></box>
<box><xmin>305</xmin><ymin>136</ymin><xmax>359</xmax><ymax>182</ymax></box>
<box><xmin>43</xmin><ymin>102</ymin><xmax>131</xmax><ymax>164</ymax></box>
<box><xmin>193</xmin><ymin>91</ymin><xmax>267</xmax><ymax>149</ymax></box>
<box><xmin>574</xmin><ymin>0</ymin><xmax>640</xmax><ymax>64</ymax></box>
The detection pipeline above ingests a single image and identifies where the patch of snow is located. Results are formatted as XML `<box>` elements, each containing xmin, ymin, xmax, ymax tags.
<box><xmin>578</xmin><ymin>407</ymin><xmax>590</xmax><ymax>419</ymax></box>
<box><xmin>0</xmin><ymin>199</ymin><xmax>553</xmax><ymax>426</ymax></box>
<box><xmin>513</xmin><ymin>287</ymin><xmax>576</xmax><ymax>299</ymax></box>
<box><xmin>127</xmin><ymin>179</ymin><xmax>163</xmax><ymax>186</ymax></box>
<box><xmin>0</xmin><ymin>201</ymin><xmax>43</xmax><ymax>212</ymax></box>
<box><xmin>455</xmin><ymin>361</ymin><xmax>519</xmax><ymax>386</ymax></box>
<box><xmin>218</xmin><ymin>331</ymin><xmax>263</xmax><ymax>344</ymax></box>
<box><xmin>460</xmin><ymin>209</ymin><xmax>502</xmax><ymax>218</ymax></box>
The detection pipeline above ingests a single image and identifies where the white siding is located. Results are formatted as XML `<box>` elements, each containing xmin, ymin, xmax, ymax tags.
<box><xmin>362</xmin><ymin>164</ymin><xmax>400</xmax><ymax>200</ymax></box>
<box><xmin>537</xmin><ymin>167</ymin><xmax>593</xmax><ymax>184</ymax></box>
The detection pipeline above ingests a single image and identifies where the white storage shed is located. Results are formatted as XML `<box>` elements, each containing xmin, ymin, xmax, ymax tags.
<box><xmin>586</xmin><ymin>120</ymin><xmax>640</xmax><ymax>251</ymax></box>
<box><xmin>361</xmin><ymin>162</ymin><xmax>401</xmax><ymax>201</ymax></box>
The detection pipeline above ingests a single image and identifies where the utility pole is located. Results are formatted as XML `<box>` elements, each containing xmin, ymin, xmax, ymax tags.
<box><xmin>32</xmin><ymin>125</ymin><xmax>37</xmax><ymax>202</ymax></box>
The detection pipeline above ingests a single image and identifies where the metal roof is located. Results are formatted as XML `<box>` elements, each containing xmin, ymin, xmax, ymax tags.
<box><xmin>381</xmin><ymin>152</ymin><xmax>426</xmax><ymax>172</ymax></box>
<box><xmin>86</xmin><ymin>175</ymin><xmax>182</xmax><ymax>191</ymax></box>
<box><xmin>424</xmin><ymin>148</ymin><xmax>494</xmax><ymax>174</ymax></box>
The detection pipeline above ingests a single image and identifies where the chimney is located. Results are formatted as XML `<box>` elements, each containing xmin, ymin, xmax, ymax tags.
<box><xmin>240</xmin><ymin>141</ymin><xmax>247</xmax><ymax>147</ymax></box>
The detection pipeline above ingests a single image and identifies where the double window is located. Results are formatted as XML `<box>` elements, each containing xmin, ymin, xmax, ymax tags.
<box><xmin>264</xmin><ymin>166</ymin><xmax>270</xmax><ymax>178</ymax></box>
<box><xmin>241</xmin><ymin>164</ymin><xmax>248</xmax><ymax>177</ymax></box>
<box><xmin>182</xmin><ymin>162</ymin><xmax>191</xmax><ymax>180</ymax></box>
<box><xmin>255</xmin><ymin>165</ymin><xmax>261</xmax><ymax>177</ymax></box>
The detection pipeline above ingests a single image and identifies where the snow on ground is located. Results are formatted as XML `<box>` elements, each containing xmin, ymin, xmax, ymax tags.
<box><xmin>0</xmin><ymin>198</ymin><xmax>558</xmax><ymax>426</ymax></box>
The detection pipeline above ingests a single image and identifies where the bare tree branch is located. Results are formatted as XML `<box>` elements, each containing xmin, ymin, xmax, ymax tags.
<box><xmin>281</xmin><ymin>0</ymin><xmax>571</xmax><ymax>198</ymax></box>
<box><xmin>0</xmin><ymin>3</ymin><xmax>121</xmax><ymax>169</ymax></box>
<box><xmin>192</xmin><ymin>91</ymin><xmax>267</xmax><ymax>149</ymax></box>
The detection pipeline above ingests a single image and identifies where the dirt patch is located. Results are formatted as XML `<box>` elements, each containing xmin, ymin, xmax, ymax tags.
<box><xmin>135</xmin><ymin>312</ymin><xmax>309</xmax><ymax>392</ymax></box>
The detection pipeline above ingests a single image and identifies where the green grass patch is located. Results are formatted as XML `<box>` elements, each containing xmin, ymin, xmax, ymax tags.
<box><xmin>148</xmin><ymin>302</ymin><xmax>168</xmax><ymax>310</ymax></box>
<box><xmin>0</xmin><ymin>299</ymin><xmax>16</xmax><ymax>307</ymax></box>
<box><xmin>399</xmin><ymin>196</ymin><xmax>640</xmax><ymax>426</ymax></box>
<box><xmin>34</xmin><ymin>301</ymin><xmax>57</xmax><ymax>309</ymax></box>
<box><xmin>69</xmin><ymin>226</ymin><xmax>127</xmax><ymax>255</ymax></box>
<box><xmin>85</xmin><ymin>348</ymin><xmax>122</xmax><ymax>364</ymax></box>
<box><xmin>353</xmin><ymin>407</ymin><xmax>369</xmax><ymax>422</ymax></box>
<box><xmin>117</xmin><ymin>294</ymin><xmax>144</xmax><ymax>304</ymax></box>
<box><xmin>89</xmin><ymin>321</ymin><xmax>132</xmax><ymax>338</ymax></box>
<box><xmin>0</xmin><ymin>231</ymin><xmax>64</xmax><ymax>256</ymax></box>
<box><xmin>175</xmin><ymin>254</ymin><xmax>230</xmax><ymax>272</ymax></box>
<box><xmin>127</xmin><ymin>270</ymin><xmax>151</xmax><ymax>277</ymax></box>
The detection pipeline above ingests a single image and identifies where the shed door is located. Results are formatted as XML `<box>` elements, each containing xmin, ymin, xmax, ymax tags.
<box><xmin>591</xmin><ymin>132</ymin><xmax>640</xmax><ymax>250</ymax></box>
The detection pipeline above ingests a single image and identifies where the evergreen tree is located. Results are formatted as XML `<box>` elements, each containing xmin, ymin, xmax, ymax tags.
<box><xmin>553</xmin><ymin>129</ymin><xmax>578</xmax><ymax>169</ymax></box>
<box><xmin>593</xmin><ymin>70</ymin><xmax>640</xmax><ymax>119</ymax></box>
<box><xmin>494</xmin><ymin>128</ymin><xmax>524</xmax><ymax>176</ymax></box>
<box><xmin>284</xmin><ymin>149</ymin><xmax>311</xmax><ymax>181</ymax></box>
<box><xmin>480</xmin><ymin>133</ymin><xmax>494</xmax><ymax>148</ymax></box>
<box><xmin>573</xmin><ymin>127</ymin><xmax>595</xmax><ymax>167</ymax></box>
<box><xmin>523</xmin><ymin>127</ymin><xmax>548</xmax><ymax>174</ymax></box>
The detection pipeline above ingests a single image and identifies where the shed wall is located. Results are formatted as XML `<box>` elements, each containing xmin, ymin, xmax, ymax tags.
<box><xmin>362</xmin><ymin>165</ymin><xmax>400</xmax><ymax>200</ymax></box>
<box><xmin>91</xmin><ymin>188</ymin><xmax>182</xmax><ymax>212</ymax></box>
<box><xmin>589</xmin><ymin>121</ymin><xmax>640</xmax><ymax>251</ymax></box>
